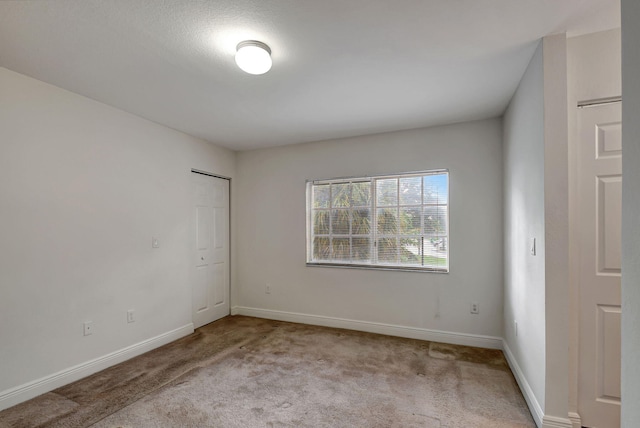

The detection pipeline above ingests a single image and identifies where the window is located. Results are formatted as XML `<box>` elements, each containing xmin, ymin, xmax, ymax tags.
<box><xmin>306</xmin><ymin>170</ymin><xmax>449</xmax><ymax>272</ymax></box>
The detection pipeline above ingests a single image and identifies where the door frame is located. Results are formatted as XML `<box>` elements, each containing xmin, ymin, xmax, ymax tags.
<box><xmin>190</xmin><ymin>168</ymin><xmax>232</xmax><ymax>325</ymax></box>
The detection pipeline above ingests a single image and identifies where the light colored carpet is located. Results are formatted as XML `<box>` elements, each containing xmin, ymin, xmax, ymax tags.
<box><xmin>0</xmin><ymin>316</ymin><xmax>534</xmax><ymax>427</ymax></box>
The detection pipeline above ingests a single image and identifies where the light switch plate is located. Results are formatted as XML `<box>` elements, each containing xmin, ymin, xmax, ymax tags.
<box><xmin>83</xmin><ymin>321</ymin><xmax>93</xmax><ymax>336</ymax></box>
<box><xmin>152</xmin><ymin>237</ymin><xmax>159</xmax><ymax>248</ymax></box>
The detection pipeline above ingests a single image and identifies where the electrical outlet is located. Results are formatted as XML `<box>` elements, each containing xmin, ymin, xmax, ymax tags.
<box><xmin>471</xmin><ymin>302</ymin><xmax>479</xmax><ymax>314</ymax></box>
<box><xmin>83</xmin><ymin>321</ymin><xmax>93</xmax><ymax>336</ymax></box>
<box><xmin>265</xmin><ymin>283</ymin><xmax>271</xmax><ymax>294</ymax></box>
<box><xmin>127</xmin><ymin>309</ymin><xmax>135</xmax><ymax>323</ymax></box>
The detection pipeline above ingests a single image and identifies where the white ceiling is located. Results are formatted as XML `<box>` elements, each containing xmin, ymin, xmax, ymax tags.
<box><xmin>0</xmin><ymin>1</ymin><xmax>620</xmax><ymax>151</ymax></box>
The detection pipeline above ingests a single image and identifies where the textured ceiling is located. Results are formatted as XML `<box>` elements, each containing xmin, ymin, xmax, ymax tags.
<box><xmin>0</xmin><ymin>0</ymin><xmax>620</xmax><ymax>150</ymax></box>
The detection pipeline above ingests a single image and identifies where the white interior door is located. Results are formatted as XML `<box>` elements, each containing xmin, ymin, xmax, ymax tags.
<box><xmin>191</xmin><ymin>172</ymin><xmax>230</xmax><ymax>329</ymax></box>
<box><xmin>577</xmin><ymin>102</ymin><xmax>621</xmax><ymax>428</ymax></box>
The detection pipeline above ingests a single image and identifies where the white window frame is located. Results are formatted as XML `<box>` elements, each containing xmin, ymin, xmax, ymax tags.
<box><xmin>306</xmin><ymin>170</ymin><xmax>449</xmax><ymax>273</ymax></box>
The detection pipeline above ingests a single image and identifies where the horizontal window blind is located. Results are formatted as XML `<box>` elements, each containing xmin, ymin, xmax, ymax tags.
<box><xmin>306</xmin><ymin>170</ymin><xmax>449</xmax><ymax>272</ymax></box>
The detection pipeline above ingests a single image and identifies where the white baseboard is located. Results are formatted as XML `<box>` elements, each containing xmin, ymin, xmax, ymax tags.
<box><xmin>502</xmin><ymin>340</ymin><xmax>544</xmax><ymax>427</ymax></box>
<box><xmin>542</xmin><ymin>415</ymin><xmax>573</xmax><ymax>428</ymax></box>
<box><xmin>568</xmin><ymin>411</ymin><xmax>581</xmax><ymax>428</ymax></box>
<box><xmin>0</xmin><ymin>323</ymin><xmax>194</xmax><ymax>412</ymax></box>
<box><xmin>502</xmin><ymin>341</ymin><xmax>574</xmax><ymax>428</ymax></box>
<box><xmin>232</xmin><ymin>306</ymin><xmax>503</xmax><ymax>349</ymax></box>
<box><xmin>0</xmin><ymin>311</ymin><xmax>573</xmax><ymax>428</ymax></box>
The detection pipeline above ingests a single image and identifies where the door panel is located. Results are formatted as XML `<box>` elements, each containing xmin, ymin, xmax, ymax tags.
<box><xmin>578</xmin><ymin>102</ymin><xmax>621</xmax><ymax>428</ymax></box>
<box><xmin>214</xmin><ymin>208</ymin><xmax>225</xmax><ymax>249</ymax></box>
<box><xmin>196</xmin><ymin>206</ymin><xmax>211</xmax><ymax>250</ymax></box>
<box><xmin>191</xmin><ymin>173</ymin><xmax>230</xmax><ymax>328</ymax></box>
<box><xmin>212</xmin><ymin>262</ymin><xmax>225</xmax><ymax>306</ymax></box>
<box><xmin>597</xmin><ymin>122</ymin><xmax>622</xmax><ymax>158</ymax></box>
<box><xmin>194</xmin><ymin>264</ymin><xmax>210</xmax><ymax>312</ymax></box>
<box><xmin>597</xmin><ymin>305</ymin><xmax>621</xmax><ymax>401</ymax></box>
<box><xmin>597</xmin><ymin>176</ymin><xmax>622</xmax><ymax>274</ymax></box>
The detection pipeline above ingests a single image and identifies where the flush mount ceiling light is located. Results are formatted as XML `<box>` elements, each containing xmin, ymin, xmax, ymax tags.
<box><xmin>235</xmin><ymin>40</ymin><xmax>272</xmax><ymax>75</ymax></box>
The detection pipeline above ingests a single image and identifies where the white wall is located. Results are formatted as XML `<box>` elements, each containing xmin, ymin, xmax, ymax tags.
<box><xmin>621</xmin><ymin>0</ymin><xmax>640</xmax><ymax>425</ymax></box>
<box><xmin>567</xmin><ymin>28</ymin><xmax>621</xmax><ymax>424</ymax></box>
<box><xmin>0</xmin><ymin>67</ymin><xmax>236</xmax><ymax>407</ymax></box>
<box><xmin>541</xmin><ymin>34</ymin><xmax>570</xmax><ymax>427</ymax></box>
<box><xmin>235</xmin><ymin>119</ymin><xmax>504</xmax><ymax>342</ymax></box>
<box><xmin>568</xmin><ymin>29</ymin><xmax>622</xmax><ymax>104</ymax></box>
<box><xmin>503</xmin><ymin>35</ymin><xmax>572</xmax><ymax>428</ymax></box>
<box><xmin>502</xmin><ymin>42</ymin><xmax>547</xmax><ymax>419</ymax></box>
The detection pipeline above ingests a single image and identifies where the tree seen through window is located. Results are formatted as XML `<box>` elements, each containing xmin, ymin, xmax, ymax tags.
<box><xmin>307</xmin><ymin>171</ymin><xmax>448</xmax><ymax>272</ymax></box>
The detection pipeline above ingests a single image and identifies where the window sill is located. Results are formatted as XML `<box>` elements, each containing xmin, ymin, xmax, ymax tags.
<box><xmin>305</xmin><ymin>262</ymin><xmax>449</xmax><ymax>274</ymax></box>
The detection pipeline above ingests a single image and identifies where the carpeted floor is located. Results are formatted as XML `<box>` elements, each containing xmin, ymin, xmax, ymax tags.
<box><xmin>0</xmin><ymin>316</ymin><xmax>535</xmax><ymax>427</ymax></box>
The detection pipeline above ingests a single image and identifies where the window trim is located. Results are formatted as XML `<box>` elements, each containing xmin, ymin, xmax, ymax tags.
<box><xmin>306</xmin><ymin>169</ymin><xmax>449</xmax><ymax>273</ymax></box>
